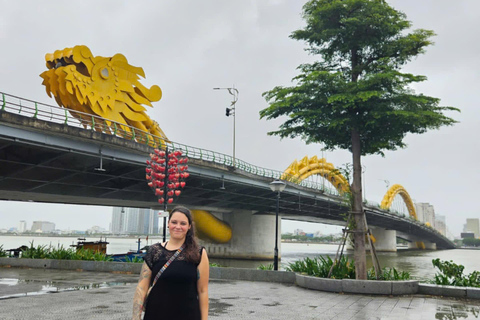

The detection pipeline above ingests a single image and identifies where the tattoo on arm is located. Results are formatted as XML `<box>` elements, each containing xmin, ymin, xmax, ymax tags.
<box><xmin>132</xmin><ymin>263</ymin><xmax>151</xmax><ymax>320</ymax></box>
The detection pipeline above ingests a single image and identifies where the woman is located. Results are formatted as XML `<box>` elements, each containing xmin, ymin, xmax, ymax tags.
<box><xmin>132</xmin><ymin>206</ymin><xmax>209</xmax><ymax>320</ymax></box>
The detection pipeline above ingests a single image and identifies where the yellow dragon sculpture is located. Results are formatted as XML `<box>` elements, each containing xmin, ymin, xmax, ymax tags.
<box><xmin>40</xmin><ymin>45</ymin><xmax>167</xmax><ymax>145</ymax></box>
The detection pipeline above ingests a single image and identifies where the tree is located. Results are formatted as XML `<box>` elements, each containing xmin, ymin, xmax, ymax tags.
<box><xmin>260</xmin><ymin>0</ymin><xmax>459</xmax><ymax>279</ymax></box>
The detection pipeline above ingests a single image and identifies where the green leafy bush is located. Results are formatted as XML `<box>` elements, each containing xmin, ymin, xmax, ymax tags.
<box><xmin>287</xmin><ymin>255</ymin><xmax>410</xmax><ymax>281</ymax></box>
<box><xmin>0</xmin><ymin>245</ymin><xmax>7</xmax><ymax>257</ymax></box>
<box><xmin>286</xmin><ymin>256</ymin><xmax>355</xmax><ymax>279</ymax></box>
<box><xmin>20</xmin><ymin>242</ymin><xmax>112</xmax><ymax>261</ymax></box>
<box><xmin>257</xmin><ymin>263</ymin><xmax>274</xmax><ymax>270</ymax></box>
<box><xmin>209</xmin><ymin>262</ymin><xmax>223</xmax><ymax>267</ymax></box>
<box><xmin>124</xmin><ymin>256</ymin><xmax>143</xmax><ymax>263</ymax></box>
<box><xmin>368</xmin><ymin>267</ymin><xmax>411</xmax><ymax>281</ymax></box>
<box><xmin>21</xmin><ymin>242</ymin><xmax>50</xmax><ymax>259</ymax></box>
<box><xmin>431</xmin><ymin>258</ymin><xmax>480</xmax><ymax>287</ymax></box>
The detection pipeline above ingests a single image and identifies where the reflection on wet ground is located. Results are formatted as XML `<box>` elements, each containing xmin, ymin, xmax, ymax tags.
<box><xmin>0</xmin><ymin>266</ymin><xmax>138</xmax><ymax>299</ymax></box>
<box><xmin>435</xmin><ymin>302</ymin><xmax>480</xmax><ymax>319</ymax></box>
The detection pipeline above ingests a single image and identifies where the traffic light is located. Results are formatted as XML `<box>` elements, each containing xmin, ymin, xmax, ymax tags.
<box><xmin>226</xmin><ymin>108</ymin><xmax>231</xmax><ymax>117</ymax></box>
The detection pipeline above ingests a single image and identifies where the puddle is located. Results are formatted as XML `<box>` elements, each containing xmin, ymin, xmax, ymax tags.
<box><xmin>0</xmin><ymin>278</ymin><xmax>129</xmax><ymax>300</ymax></box>
<box><xmin>436</xmin><ymin>304</ymin><xmax>480</xmax><ymax>319</ymax></box>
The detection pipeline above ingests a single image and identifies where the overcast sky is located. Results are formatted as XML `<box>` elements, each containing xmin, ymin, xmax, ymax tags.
<box><xmin>0</xmin><ymin>1</ymin><xmax>478</xmax><ymax>236</ymax></box>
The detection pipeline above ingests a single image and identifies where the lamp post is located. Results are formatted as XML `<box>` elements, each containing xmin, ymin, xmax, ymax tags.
<box><xmin>269</xmin><ymin>179</ymin><xmax>286</xmax><ymax>271</ymax></box>
<box><xmin>213</xmin><ymin>86</ymin><xmax>239</xmax><ymax>167</ymax></box>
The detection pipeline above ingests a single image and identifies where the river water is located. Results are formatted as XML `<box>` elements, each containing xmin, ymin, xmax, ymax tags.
<box><xmin>1</xmin><ymin>235</ymin><xmax>478</xmax><ymax>281</ymax></box>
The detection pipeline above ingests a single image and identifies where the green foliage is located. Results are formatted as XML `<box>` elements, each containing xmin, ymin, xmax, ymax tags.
<box><xmin>287</xmin><ymin>255</ymin><xmax>355</xmax><ymax>279</ymax></box>
<box><xmin>461</xmin><ymin>238</ymin><xmax>480</xmax><ymax>247</ymax></box>
<box><xmin>20</xmin><ymin>242</ymin><xmax>112</xmax><ymax>261</ymax></box>
<box><xmin>260</xmin><ymin>0</ymin><xmax>458</xmax><ymax>156</ymax></box>
<box><xmin>281</xmin><ymin>234</ymin><xmax>342</xmax><ymax>243</ymax></box>
<box><xmin>21</xmin><ymin>242</ymin><xmax>50</xmax><ymax>259</ymax></box>
<box><xmin>431</xmin><ymin>258</ymin><xmax>480</xmax><ymax>287</ymax></box>
<box><xmin>257</xmin><ymin>263</ymin><xmax>274</xmax><ymax>270</ymax></box>
<box><xmin>287</xmin><ymin>255</ymin><xmax>409</xmax><ymax>281</ymax></box>
<box><xmin>124</xmin><ymin>256</ymin><xmax>143</xmax><ymax>263</ymax></box>
<box><xmin>48</xmin><ymin>245</ymin><xmax>76</xmax><ymax>260</ymax></box>
<box><xmin>368</xmin><ymin>267</ymin><xmax>411</xmax><ymax>281</ymax></box>
<box><xmin>0</xmin><ymin>245</ymin><xmax>7</xmax><ymax>257</ymax></box>
<box><xmin>209</xmin><ymin>262</ymin><xmax>224</xmax><ymax>267</ymax></box>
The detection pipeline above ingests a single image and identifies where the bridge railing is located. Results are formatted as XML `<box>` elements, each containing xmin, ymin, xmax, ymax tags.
<box><xmin>0</xmin><ymin>91</ymin><xmax>440</xmax><ymax>224</ymax></box>
<box><xmin>1</xmin><ymin>92</ymin><xmax>343</xmax><ymax>196</ymax></box>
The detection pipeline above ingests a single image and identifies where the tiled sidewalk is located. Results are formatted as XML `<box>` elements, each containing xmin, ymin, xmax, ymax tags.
<box><xmin>1</xmin><ymin>268</ymin><xmax>480</xmax><ymax>319</ymax></box>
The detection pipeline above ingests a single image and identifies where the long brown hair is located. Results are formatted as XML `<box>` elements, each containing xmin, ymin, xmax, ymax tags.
<box><xmin>169</xmin><ymin>206</ymin><xmax>200</xmax><ymax>263</ymax></box>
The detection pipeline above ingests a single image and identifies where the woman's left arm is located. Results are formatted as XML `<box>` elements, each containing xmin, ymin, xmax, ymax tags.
<box><xmin>197</xmin><ymin>248</ymin><xmax>210</xmax><ymax>320</ymax></box>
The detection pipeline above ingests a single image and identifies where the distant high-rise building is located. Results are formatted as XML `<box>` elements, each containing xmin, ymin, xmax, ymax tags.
<box><xmin>414</xmin><ymin>203</ymin><xmax>435</xmax><ymax>226</ymax></box>
<box><xmin>435</xmin><ymin>215</ymin><xmax>446</xmax><ymax>236</ymax></box>
<box><xmin>466</xmin><ymin>219</ymin><xmax>480</xmax><ymax>238</ymax></box>
<box><xmin>31</xmin><ymin>221</ymin><xmax>55</xmax><ymax>233</ymax></box>
<box><xmin>111</xmin><ymin>207</ymin><xmax>159</xmax><ymax>235</ymax></box>
<box><xmin>18</xmin><ymin>220</ymin><xmax>27</xmax><ymax>233</ymax></box>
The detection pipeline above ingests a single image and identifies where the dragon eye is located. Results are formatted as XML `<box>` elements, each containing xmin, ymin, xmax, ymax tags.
<box><xmin>100</xmin><ymin>68</ymin><xmax>109</xmax><ymax>79</ymax></box>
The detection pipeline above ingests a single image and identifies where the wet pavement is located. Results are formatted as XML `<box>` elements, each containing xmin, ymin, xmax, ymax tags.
<box><xmin>1</xmin><ymin>267</ymin><xmax>480</xmax><ymax>319</ymax></box>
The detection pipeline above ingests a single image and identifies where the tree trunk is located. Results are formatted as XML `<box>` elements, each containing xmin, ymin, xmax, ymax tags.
<box><xmin>351</xmin><ymin>128</ymin><xmax>367</xmax><ymax>280</ymax></box>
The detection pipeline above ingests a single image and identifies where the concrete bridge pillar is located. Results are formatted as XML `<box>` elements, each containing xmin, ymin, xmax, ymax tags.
<box><xmin>200</xmin><ymin>210</ymin><xmax>279</xmax><ymax>260</ymax></box>
<box><xmin>407</xmin><ymin>240</ymin><xmax>437</xmax><ymax>250</ymax></box>
<box><xmin>368</xmin><ymin>227</ymin><xmax>397</xmax><ymax>252</ymax></box>
<box><xmin>346</xmin><ymin>226</ymin><xmax>397</xmax><ymax>252</ymax></box>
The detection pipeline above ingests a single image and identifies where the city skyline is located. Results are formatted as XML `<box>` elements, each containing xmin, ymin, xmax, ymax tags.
<box><xmin>0</xmin><ymin>1</ymin><xmax>479</xmax><ymax>237</ymax></box>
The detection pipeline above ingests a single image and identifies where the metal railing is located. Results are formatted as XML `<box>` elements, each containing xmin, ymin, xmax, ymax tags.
<box><xmin>0</xmin><ymin>92</ymin><xmax>343</xmax><ymax>195</ymax></box>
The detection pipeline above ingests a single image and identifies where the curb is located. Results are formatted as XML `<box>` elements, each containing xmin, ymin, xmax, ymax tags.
<box><xmin>295</xmin><ymin>273</ymin><xmax>418</xmax><ymax>295</ymax></box>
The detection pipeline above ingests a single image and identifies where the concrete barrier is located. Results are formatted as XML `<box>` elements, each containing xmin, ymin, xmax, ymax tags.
<box><xmin>418</xmin><ymin>283</ymin><xmax>467</xmax><ymax>298</ymax></box>
<box><xmin>0</xmin><ymin>257</ymin><xmax>142</xmax><ymax>274</ymax></box>
<box><xmin>295</xmin><ymin>273</ymin><xmax>419</xmax><ymax>295</ymax></box>
<box><xmin>210</xmin><ymin>266</ymin><xmax>295</xmax><ymax>283</ymax></box>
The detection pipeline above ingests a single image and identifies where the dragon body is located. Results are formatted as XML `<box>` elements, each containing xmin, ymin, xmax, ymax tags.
<box><xmin>40</xmin><ymin>45</ymin><xmax>167</xmax><ymax>144</ymax></box>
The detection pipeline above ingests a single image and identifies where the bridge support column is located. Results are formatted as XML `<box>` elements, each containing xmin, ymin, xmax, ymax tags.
<box><xmin>407</xmin><ymin>240</ymin><xmax>436</xmax><ymax>250</ymax></box>
<box><xmin>200</xmin><ymin>210</ymin><xmax>279</xmax><ymax>260</ymax></box>
<box><xmin>368</xmin><ymin>227</ymin><xmax>397</xmax><ymax>252</ymax></box>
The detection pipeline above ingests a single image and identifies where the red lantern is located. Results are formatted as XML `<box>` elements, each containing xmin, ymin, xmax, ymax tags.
<box><xmin>180</xmin><ymin>181</ymin><xmax>186</xmax><ymax>188</ymax></box>
<box><xmin>167</xmin><ymin>198</ymin><xmax>173</xmax><ymax>204</ymax></box>
<box><xmin>175</xmin><ymin>190</ymin><xmax>181</xmax><ymax>196</ymax></box>
<box><xmin>158</xmin><ymin>198</ymin><xmax>164</xmax><ymax>204</ymax></box>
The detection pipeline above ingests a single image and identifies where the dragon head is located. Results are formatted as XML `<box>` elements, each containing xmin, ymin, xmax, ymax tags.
<box><xmin>40</xmin><ymin>45</ymin><xmax>167</xmax><ymax>142</ymax></box>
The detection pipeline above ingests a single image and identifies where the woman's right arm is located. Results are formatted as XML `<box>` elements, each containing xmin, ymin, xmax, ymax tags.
<box><xmin>132</xmin><ymin>262</ymin><xmax>152</xmax><ymax>320</ymax></box>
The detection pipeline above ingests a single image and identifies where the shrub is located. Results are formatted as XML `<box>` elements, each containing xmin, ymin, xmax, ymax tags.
<box><xmin>287</xmin><ymin>255</ymin><xmax>410</xmax><ymax>281</ymax></box>
<box><xmin>368</xmin><ymin>267</ymin><xmax>411</xmax><ymax>281</ymax></box>
<box><xmin>286</xmin><ymin>256</ymin><xmax>355</xmax><ymax>279</ymax></box>
<box><xmin>0</xmin><ymin>245</ymin><xmax>7</xmax><ymax>257</ymax></box>
<box><xmin>257</xmin><ymin>263</ymin><xmax>274</xmax><ymax>270</ymax></box>
<box><xmin>21</xmin><ymin>242</ymin><xmax>50</xmax><ymax>259</ymax></box>
<box><xmin>431</xmin><ymin>258</ymin><xmax>480</xmax><ymax>287</ymax></box>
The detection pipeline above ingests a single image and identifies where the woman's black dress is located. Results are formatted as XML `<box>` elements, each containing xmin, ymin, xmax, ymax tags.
<box><xmin>143</xmin><ymin>243</ymin><xmax>202</xmax><ymax>320</ymax></box>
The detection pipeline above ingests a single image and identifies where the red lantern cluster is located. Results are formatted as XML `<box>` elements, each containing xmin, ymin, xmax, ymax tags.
<box><xmin>145</xmin><ymin>148</ymin><xmax>189</xmax><ymax>205</ymax></box>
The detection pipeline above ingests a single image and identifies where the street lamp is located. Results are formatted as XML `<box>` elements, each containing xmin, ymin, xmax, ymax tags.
<box><xmin>269</xmin><ymin>179</ymin><xmax>286</xmax><ymax>271</ymax></box>
<box><xmin>213</xmin><ymin>86</ymin><xmax>239</xmax><ymax>167</ymax></box>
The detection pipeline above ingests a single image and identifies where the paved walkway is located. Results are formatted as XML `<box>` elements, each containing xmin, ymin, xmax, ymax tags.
<box><xmin>1</xmin><ymin>267</ymin><xmax>480</xmax><ymax>319</ymax></box>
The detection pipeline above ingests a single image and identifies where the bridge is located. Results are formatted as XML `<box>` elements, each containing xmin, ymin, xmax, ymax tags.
<box><xmin>0</xmin><ymin>92</ymin><xmax>455</xmax><ymax>259</ymax></box>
